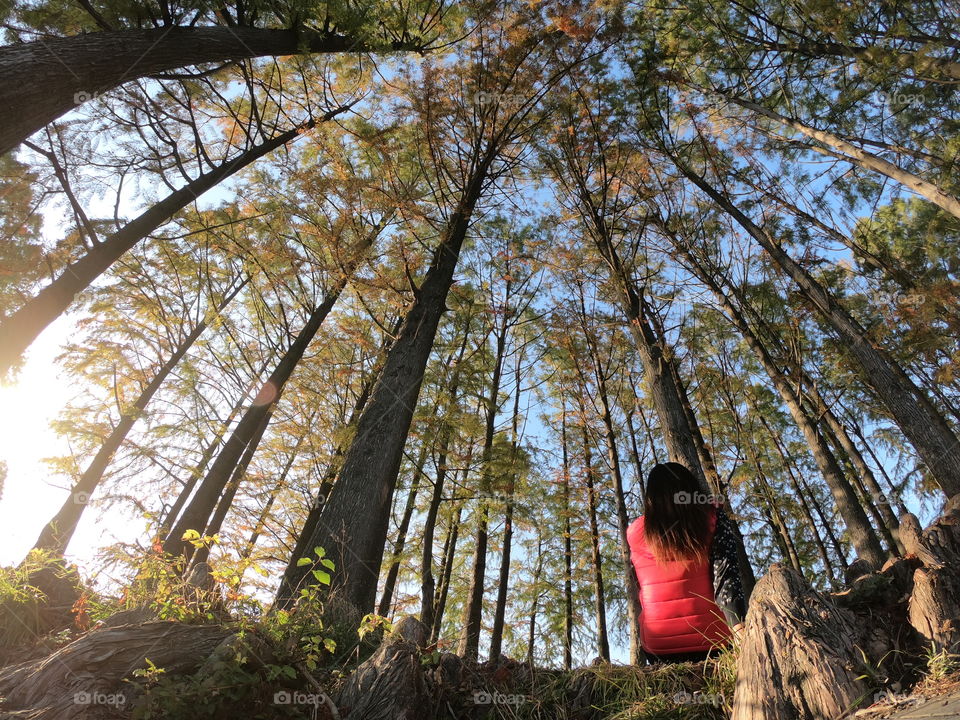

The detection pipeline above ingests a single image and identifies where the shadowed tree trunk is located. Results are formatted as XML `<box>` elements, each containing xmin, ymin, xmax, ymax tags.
<box><xmin>0</xmin><ymin>27</ymin><xmax>421</xmax><ymax>156</ymax></box>
<box><xmin>31</xmin><ymin>277</ymin><xmax>247</xmax><ymax>556</ymax></box>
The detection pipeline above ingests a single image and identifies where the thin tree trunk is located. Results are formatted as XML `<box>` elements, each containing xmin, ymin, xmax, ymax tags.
<box><xmin>0</xmin><ymin>107</ymin><xmax>350</xmax><ymax>373</ymax></box>
<box><xmin>31</xmin><ymin>277</ymin><xmax>247</xmax><ymax>555</ymax></box>
<box><xmin>802</xmin><ymin>381</ymin><xmax>904</xmax><ymax>553</ymax></box>
<box><xmin>190</xmin><ymin>407</ymin><xmax>282</xmax><ymax>566</ymax></box>
<box><xmin>526</xmin><ymin>529</ymin><xmax>544</xmax><ymax>666</ymax></box>
<box><xmin>708</xmin><ymin>88</ymin><xmax>960</xmax><ymax>219</ymax></box>
<box><xmin>678</xmin><ymin>165</ymin><xmax>960</xmax><ymax>498</ymax></box>
<box><xmin>489</xmin><ymin>356</ymin><xmax>523</xmax><ymax>661</ymax></box>
<box><xmin>376</xmin><ymin>446</ymin><xmax>428</xmax><ymax>617</ymax></box>
<box><xmin>419</xmin><ymin>318</ymin><xmax>473</xmax><ymax>630</ymax></box>
<box><xmin>560</xmin><ymin>402</ymin><xmax>574</xmax><ymax>671</ymax></box>
<box><xmin>760</xmin><ymin>414</ymin><xmax>843</xmax><ymax>588</ymax></box>
<box><xmin>0</xmin><ymin>27</ymin><xmax>417</xmax><ymax>156</ymax></box>
<box><xmin>580</xmin><ymin>409</ymin><xmax>610</xmax><ymax>662</ymax></box>
<box><xmin>157</xmin><ymin>353</ymin><xmax>274</xmax><ymax>538</ymax></box>
<box><xmin>432</xmin><ymin>497</ymin><xmax>464</xmax><ymax>644</ymax></box>
<box><xmin>459</xmin><ymin>276</ymin><xmax>511</xmax><ymax>661</ymax></box>
<box><xmin>841</xmin><ymin>404</ymin><xmax>910</xmax><ymax>518</ymax></box>
<box><xmin>575</xmin><ymin>294</ymin><xmax>643</xmax><ymax>664</ymax></box>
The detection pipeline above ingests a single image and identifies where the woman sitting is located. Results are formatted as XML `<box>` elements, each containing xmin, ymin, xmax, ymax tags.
<box><xmin>626</xmin><ymin>462</ymin><xmax>747</xmax><ymax>663</ymax></box>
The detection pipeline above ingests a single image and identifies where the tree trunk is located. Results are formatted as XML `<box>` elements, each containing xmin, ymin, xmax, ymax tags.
<box><xmin>157</xmin><ymin>354</ymin><xmax>274</xmax><ymax>539</ymax></box>
<box><xmin>731</xmin><ymin>565</ymin><xmax>869</xmax><ymax>720</ymax></box>
<box><xmin>432</xmin><ymin>497</ymin><xmax>464</xmax><ymax>644</ymax></box>
<box><xmin>458</xmin><ymin>275</ymin><xmax>511</xmax><ymax>661</ymax></box>
<box><xmin>164</xmin><ymin>228</ymin><xmax>378</xmax><ymax>560</ymax></box>
<box><xmin>903</xmin><ymin>496</ymin><xmax>960</xmax><ymax>652</ymax></box>
<box><xmin>293</xmin><ymin>150</ymin><xmax>494</xmax><ymax>616</ymax></box>
<box><xmin>418</xmin><ymin>320</ymin><xmax>473</xmax><ymax>630</ymax></box>
<box><xmin>526</xmin><ymin>529</ymin><xmax>544</xmax><ymax>666</ymax></box>
<box><xmin>31</xmin><ymin>277</ymin><xmax>246</xmax><ymax>555</ymax></box>
<box><xmin>679</xmin><ymin>165</ymin><xmax>960</xmax><ymax>498</ymax></box>
<box><xmin>576</xmin><ymin>300</ymin><xmax>643</xmax><ymax>664</ymax></box>
<box><xmin>761</xmin><ymin>413</ymin><xmax>843</xmax><ymax>587</ymax></box>
<box><xmin>489</xmin><ymin>357</ymin><xmax>523</xmax><ymax>661</ymax></box>
<box><xmin>0</xmin><ymin>622</ymin><xmax>233</xmax><ymax>718</ymax></box>
<box><xmin>710</xmin><ymin>88</ymin><xmax>960</xmax><ymax>220</ymax></box>
<box><xmin>0</xmin><ymin>26</ymin><xmax>414</xmax><ymax>156</ymax></box>
<box><xmin>560</xmin><ymin>403</ymin><xmax>574</xmax><ymax>671</ymax></box>
<box><xmin>0</xmin><ymin>108</ymin><xmax>348</xmax><ymax>374</ymax></box>
<box><xmin>801</xmin><ymin>379</ymin><xmax>904</xmax><ymax>553</ymax></box>
<box><xmin>336</xmin><ymin>616</ymin><xmax>433</xmax><ymax>720</ymax></box>
<box><xmin>274</xmin><ymin>331</ymin><xmax>394</xmax><ymax>608</ymax></box>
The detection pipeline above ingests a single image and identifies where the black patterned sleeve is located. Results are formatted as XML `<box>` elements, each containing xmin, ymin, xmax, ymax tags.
<box><xmin>710</xmin><ymin>507</ymin><xmax>747</xmax><ymax>627</ymax></box>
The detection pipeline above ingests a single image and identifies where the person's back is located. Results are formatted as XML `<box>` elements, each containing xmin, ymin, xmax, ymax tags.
<box><xmin>626</xmin><ymin>462</ymin><xmax>746</xmax><ymax>663</ymax></box>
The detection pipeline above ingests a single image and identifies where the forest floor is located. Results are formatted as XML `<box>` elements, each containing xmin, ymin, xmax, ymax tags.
<box><xmin>2</xmin><ymin>555</ymin><xmax>959</xmax><ymax>719</ymax></box>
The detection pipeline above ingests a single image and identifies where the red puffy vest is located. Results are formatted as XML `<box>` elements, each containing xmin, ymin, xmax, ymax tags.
<box><xmin>626</xmin><ymin>507</ymin><xmax>732</xmax><ymax>655</ymax></box>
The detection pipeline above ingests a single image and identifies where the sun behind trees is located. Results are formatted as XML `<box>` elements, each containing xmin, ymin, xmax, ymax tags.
<box><xmin>2</xmin><ymin>0</ymin><xmax>960</xmax><ymax>718</ymax></box>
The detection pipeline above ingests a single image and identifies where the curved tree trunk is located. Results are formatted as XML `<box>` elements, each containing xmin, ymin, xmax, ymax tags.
<box><xmin>0</xmin><ymin>27</ymin><xmax>414</xmax><ymax>156</ymax></box>
<box><xmin>0</xmin><ymin>622</ymin><xmax>233</xmax><ymax>718</ymax></box>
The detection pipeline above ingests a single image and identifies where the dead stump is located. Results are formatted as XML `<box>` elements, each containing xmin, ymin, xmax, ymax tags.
<box><xmin>731</xmin><ymin>564</ymin><xmax>869</xmax><ymax>720</ymax></box>
<box><xmin>336</xmin><ymin>615</ymin><xmax>432</xmax><ymax>720</ymax></box>
<box><xmin>905</xmin><ymin>495</ymin><xmax>960</xmax><ymax>654</ymax></box>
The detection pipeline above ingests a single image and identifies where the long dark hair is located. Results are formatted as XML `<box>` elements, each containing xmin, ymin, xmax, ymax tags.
<box><xmin>642</xmin><ymin>462</ymin><xmax>712</xmax><ymax>565</ymax></box>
